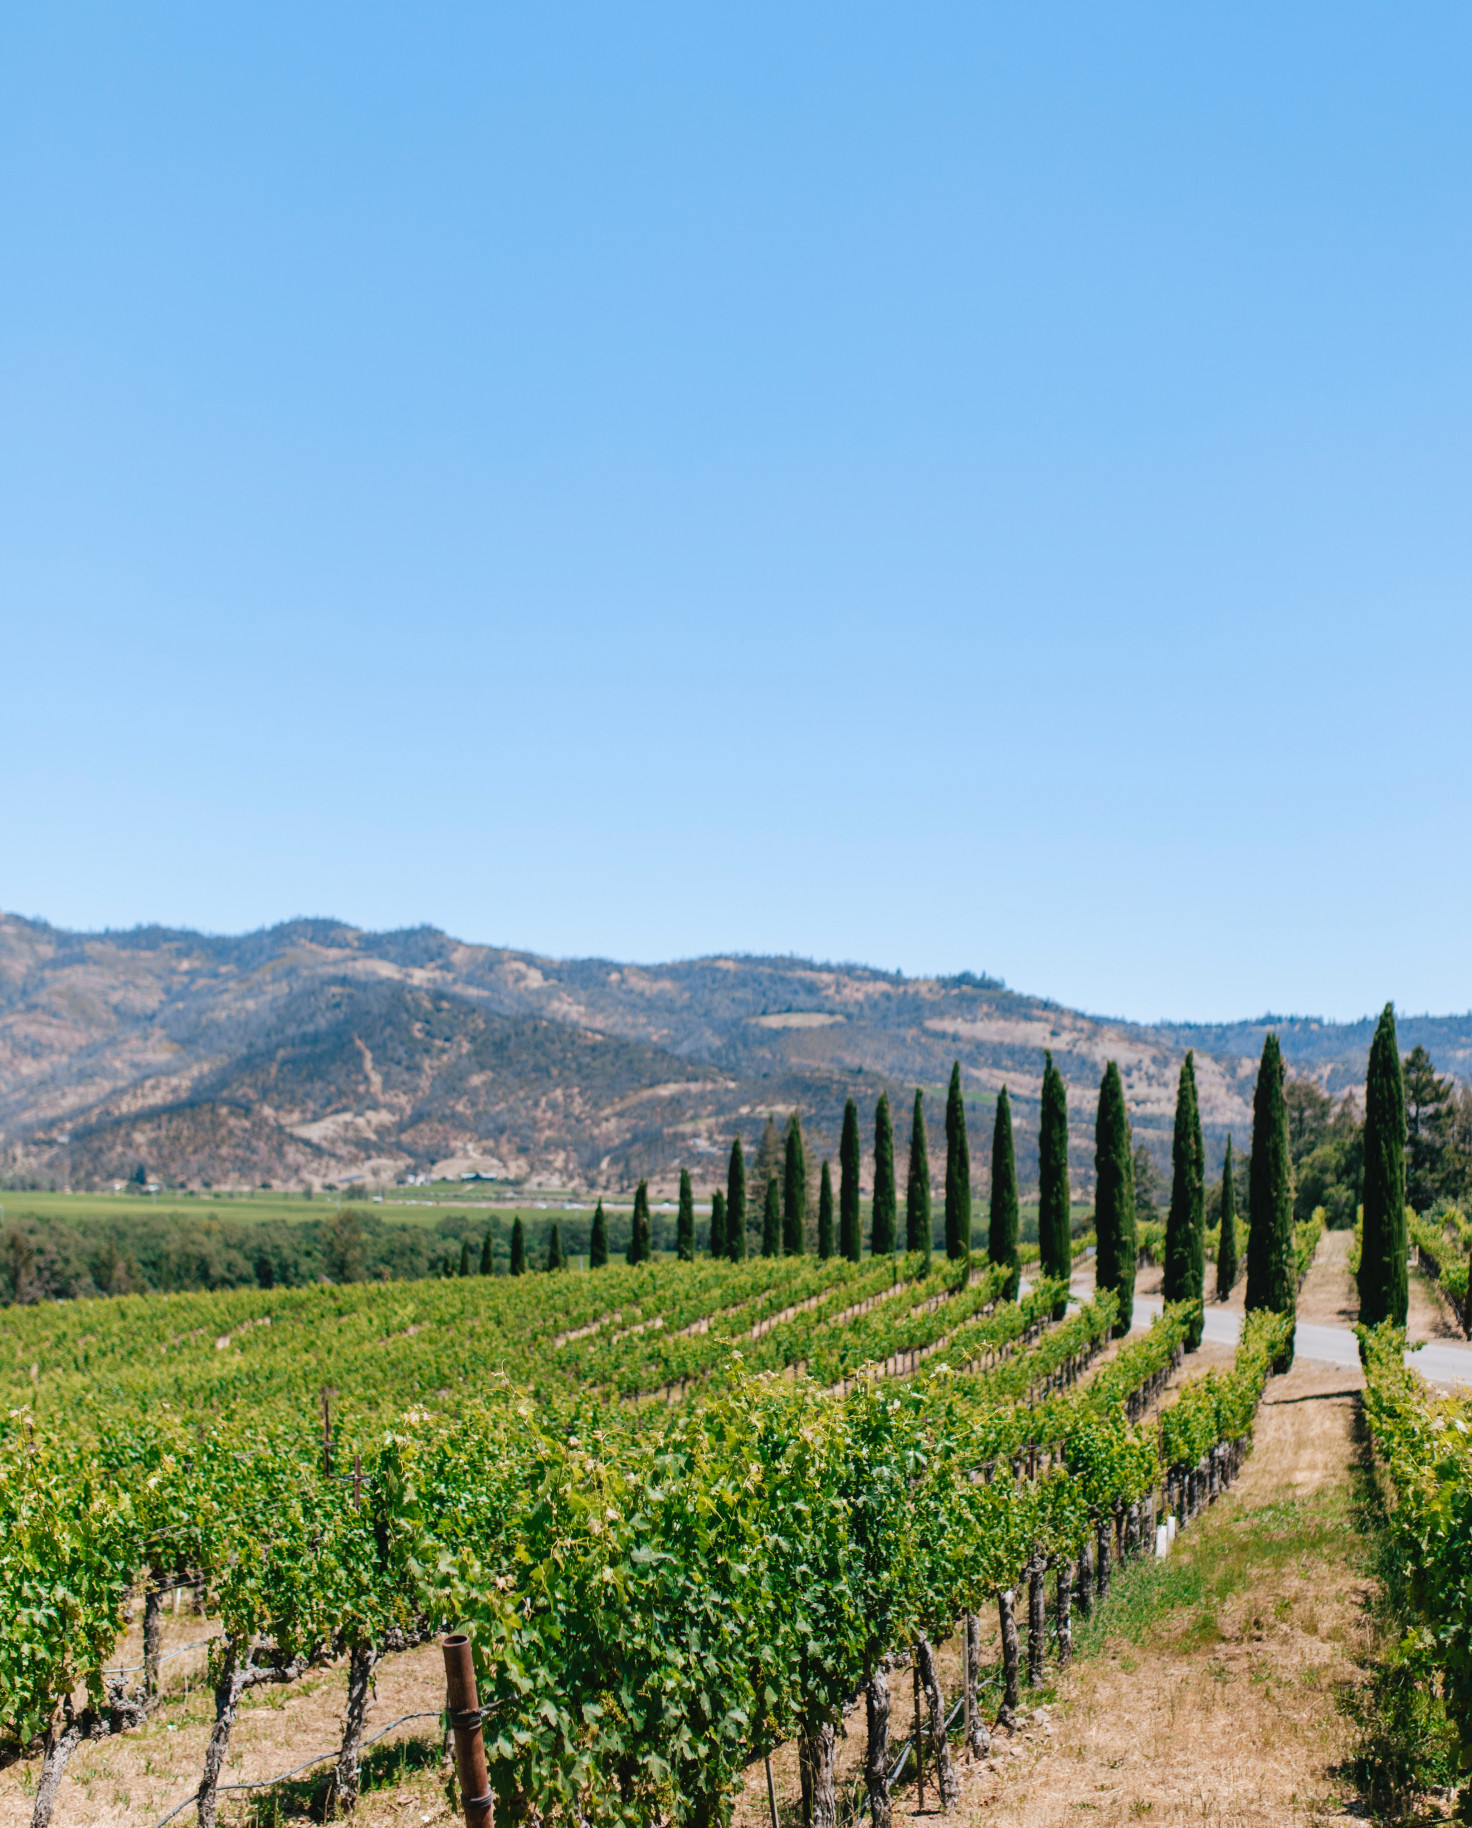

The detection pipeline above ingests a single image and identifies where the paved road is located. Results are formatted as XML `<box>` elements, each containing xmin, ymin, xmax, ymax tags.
<box><xmin>1129</xmin><ymin>1290</ymin><xmax>1472</xmax><ymax>1387</ymax></box>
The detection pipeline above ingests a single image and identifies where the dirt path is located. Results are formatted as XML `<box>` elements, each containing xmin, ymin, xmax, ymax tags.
<box><xmin>946</xmin><ymin>1359</ymin><xmax>1368</xmax><ymax>1828</ymax></box>
<box><xmin>1296</xmin><ymin>1227</ymin><xmax>1358</xmax><ymax>1329</ymax></box>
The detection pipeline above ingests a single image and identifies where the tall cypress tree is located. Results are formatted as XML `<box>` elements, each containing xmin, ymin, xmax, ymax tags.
<box><xmin>839</xmin><ymin>1099</ymin><xmax>861</xmax><ymax>1262</ymax></box>
<box><xmin>627</xmin><ymin>1179</ymin><xmax>651</xmax><ymax>1266</ymax></box>
<box><xmin>905</xmin><ymin>1090</ymin><xmax>932</xmax><ymax>1263</ymax></box>
<box><xmin>1245</xmin><ymin>1033</ymin><xmax>1296</xmax><ymax>1370</ymax></box>
<box><xmin>547</xmin><ymin>1223</ymin><xmax>565</xmax><ymax>1271</ymax></box>
<box><xmin>590</xmin><ymin>1200</ymin><xmax>608</xmax><ymax>1269</ymax></box>
<box><xmin>755</xmin><ymin>1115</ymin><xmax>783</xmax><ymax>1204</ymax></box>
<box><xmin>783</xmin><ymin>1114</ymin><xmax>807</xmax><ymax>1255</ymax></box>
<box><xmin>1216</xmin><ymin>1138</ymin><xmax>1239</xmax><ymax>1298</ymax></box>
<box><xmin>989</xmin><ymin>1086</ymin><xmax>1021</xmax><ymax>1299</ymax></box>
<box><xmin>1164</xmin><ymin>1052</ymin><xmax>1206</xmax><ymax>1350</ymax></box>
<box><xmin>1360</xmin><ymin>1004</ymin><xmax>1408</xmax><ymax>1328</ymax></box>
<box><xmin>871</xmin><ymin>1093</ymin><xmax>897</xmax><ymax>1255</ymax></box>
<box><xmin>709</xmin><ymin>1190</ymin><xmax>727</xmax><ymax>1260</ymax></box>
<box><xmin>817</xmin><ymin>1160</ymin><xmax>835</xmax><ymax>1260</ymax></box>
<box><xmin>510</xmin><ymin>1216</ymin><xmax>526</xmax><ymax>1276</ymax></box>
<box><xmin>944</xmin><ymin>1061</ymin><xmax>971</xmax><ymax>1265</ymax></box>
<box><xmin>1093</xmin><ymin>1062</ymin><xmax>1136</xmax><ymax>1337</ymax></box>
<box><xmin>480</xmin><ymin>1228</ymin><xmax>493</xmax><ymax>1275</ymax></box>
<box><xmin>763</xmin><ymin>1175</ymin><xmax>782</xmax><ymax>1257</ymax></box>
<box><xmin>1038</xmin><ymin>1053</ymin><xmax>1071</xmax><ymax>1317</ymax></box>
<box><xmin>727</xmin><ymin>1138</ymin><xmax>747</xmax><ymax>1262</ymax></box>
<box><xmin>676</xmin><ymin>1169</ymin><xmax>695</xmax><ymax>1261</ymax></box>
<box><xmin>458</xmin><ymin>1237</ymin><xmax>472</xmax><ymax>1277</ymax></box>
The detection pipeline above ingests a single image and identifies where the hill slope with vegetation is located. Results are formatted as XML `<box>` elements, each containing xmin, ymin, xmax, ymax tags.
<box><xmin>2</xmin><ymin>912</ymin><xmax>1470</xmax><ymax>1197</ymax></box>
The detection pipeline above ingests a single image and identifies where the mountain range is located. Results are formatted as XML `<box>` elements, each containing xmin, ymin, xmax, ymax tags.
<box><xmin>2</xmin><ymin>913</ymin><xmax>1468</xmax><ymax>1198</ymax></box>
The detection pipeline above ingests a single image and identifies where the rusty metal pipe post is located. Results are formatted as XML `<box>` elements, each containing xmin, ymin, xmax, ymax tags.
<box><xmin>442</xmin><ymin>1635</ymin><xmax>493</xmax><ymax>1828</ymax></box>
<box><xmin>913</xmin><ymin>1657</ymin><xmax>924</xmax><ymax>1812</ymax></box>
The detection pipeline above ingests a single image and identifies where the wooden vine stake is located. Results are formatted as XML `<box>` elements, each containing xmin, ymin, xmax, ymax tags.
<box><xmin>443</xmin><ymin>1634</ymin><xmax>494</xmax><ymax>1828</ymax></box>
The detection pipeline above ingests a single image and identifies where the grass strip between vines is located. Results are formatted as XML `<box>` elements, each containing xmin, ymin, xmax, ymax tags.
<box><xmin>942</xmin><ymin>1365</ymin><xmax>1394</xmax><ymax>1828</ymax></box>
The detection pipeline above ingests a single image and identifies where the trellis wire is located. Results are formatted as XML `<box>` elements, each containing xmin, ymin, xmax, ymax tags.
<box><xmin>144</xmin><ymin>1709</ymin><xmax>449</xmax><ymax>1828</ymax></box>
<box><xmin>103</xmin><ymin>1636</ymin><xmax>221</xmax><ymax>1677</ymax></box>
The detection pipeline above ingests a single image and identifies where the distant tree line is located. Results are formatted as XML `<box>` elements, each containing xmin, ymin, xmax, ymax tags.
<box><xmin>3</xmin><ymin>1019</ymin><xmax>1448</xmax><ymax>1321</ymax></box>
<box><xmin>0</xmin><ymin>1204</ymin><xmax>597</xmax><ymax>1302</ymax></box>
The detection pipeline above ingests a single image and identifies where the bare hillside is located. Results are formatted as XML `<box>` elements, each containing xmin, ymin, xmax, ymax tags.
<box><xmin>0</xmin><ymin>914</ymin><xmax>1462</xmax><ymax>1194</ymax></box>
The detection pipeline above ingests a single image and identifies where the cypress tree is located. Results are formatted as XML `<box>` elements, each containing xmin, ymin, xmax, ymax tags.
<box><xmin>763</xmin><ymin>1174</ymin><xmax>782</xmax><ymax>1257</ymax></box>
<box><xmin>1163</xmin><ymin>1052</ymin><xmax>1206</xmax><ymax>1350</ymax></box>
<box><xmin>905</xmin><ymin>1090</ymin><xmax>932</xmax><ymax>1263</ymax></box>
<box><xmin>480</xmin><ymin>1228</ymin><xmax>493</xmax><ymax>1275</ymax></box>
<box><xmin>458</xmin><ymin>1237</ymin><xmax>472</xmax><ymax>1277</ymax></box>
<box><xmin>1216</xmin><ymin>1138</ymin><xmax>1238</xmax><ymax>1298</ymax></box>
<box><xmin>944</xmin><ymin>1061</ymin><xmax>971</xmax><ymax>1265</ymax></box>
<box><xmin>510</xmin><ymin>1217</ymin><xmax>526</xmax><ymax>1277</ymax></box>
<box><xmin>839</xmin><ymin>1099</ymin><xmax>861</xmax><ymax>1262</ymax></box>
<box><xmin>989</xmin><ymin>1086</ymin><xmax>1021</xmax><ymax>1299</ymax></box>
<box><xmin>817</xmin><ymin>1160</ymin><xmax>835</xmax><ymax>1260</ymax></box>
<box><xmin>709</xmin><ymin>1190</ymin><xmax>727</xmax><ymax>1261</ymax></box>
<box><xmin>871</xmin><ymin>1093</ymin><xmax>897</xmax><ymax>1255</ymax></box>
<box><xmin>627</xmin><ymin>1179</ymin><xmax>652</xmax><ymax>1266</ymax></box>
<box><xmin>755</xmin><ymin>1115</ymin><xmax>783</xmax><ymax>1202</ymax></box>
<box><xmin>1093</xmin><ymin>1062</ymin><xmax>1136</xmax><ymax>1337</ymax></box>
<box><xmin>1038</xmin><ymin>1053</ymin><xmax>1071</xmax><ymax>1317</ymax></box>
<box><xmin>547</xmin><ymin>1223</ymin><xmax>565</xmax><ymax>1271</ymax></box>
<box><xmin>1359</xmin><ymin>1004</ymin><xmax>1408</xmax><ymax>1329</ymax></box>
<box><xmin>676</xmin><ymin>1169</ymin><xmax>695</xmax><ymax>1262</ymax></box>
<box><xmin>1245</xmin><ymin>1033</ymin><xmax>1296</xmax><ymax>1369</ymax></box>
<box><xmin>727</xmin><ymin>1138</ymin><xmax>747</xmax><ymax>1261</ymax></box>
<box><xmin>590</xmin><ymin>1200</ymin><xmax>608</xmax><ymax>1269</ymax></box>
<box><xmin>783</xmin><ymin>1114</ymin><xmax>807</xmax><ymax>1255</ymax></box>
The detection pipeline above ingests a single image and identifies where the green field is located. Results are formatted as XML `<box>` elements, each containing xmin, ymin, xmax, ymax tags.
<box><xmin>0</xmin><ymin>1186</ymin><xmax>608</xmax><ymax>1230</ymax></box>
<box><xmin>0</xmin><ymin>1185</ymin><xmax>1090</xmax><ymax>1231</ymax></box>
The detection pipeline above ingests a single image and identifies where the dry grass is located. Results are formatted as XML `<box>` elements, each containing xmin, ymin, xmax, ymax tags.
<box><xmin>940</xmin><ymin>1362</ymin><xmax>1372</xmax><ymax>1828</ymax></box>
<box><xmin>0</xmin><ymin>1638</ymin><xmax>457</xmax><ymax>1828</ymax></box>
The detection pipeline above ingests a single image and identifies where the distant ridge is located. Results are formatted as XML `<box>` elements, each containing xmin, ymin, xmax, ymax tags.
<box><xmin>1</xmin><ymin>913</ymin><xmax>1466</xmax><ymax>1196</ymax></box>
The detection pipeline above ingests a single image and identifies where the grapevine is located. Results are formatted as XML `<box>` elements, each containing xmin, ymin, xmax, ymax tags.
<box><xmin>1358</xmin><ymin>1321</ymin><xmax>1472</xmax><ymax>1770</ymax></box>
<box><xmin>0</xmin><ymin>1255</ymin><xmax>1290</xmax><ymax>1828</ymax></box>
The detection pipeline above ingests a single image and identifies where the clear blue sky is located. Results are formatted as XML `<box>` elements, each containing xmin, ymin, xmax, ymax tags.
<box><xmin>3</xmin><ymin>3</ymin><xmax>1470</xmax><ymax>1024</ymax></box>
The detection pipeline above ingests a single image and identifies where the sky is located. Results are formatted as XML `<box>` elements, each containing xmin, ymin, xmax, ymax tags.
<box><xmin>3</xmin><ymin>2</ymin><xmax>1471</xmax><ymax>1025</ymax></box>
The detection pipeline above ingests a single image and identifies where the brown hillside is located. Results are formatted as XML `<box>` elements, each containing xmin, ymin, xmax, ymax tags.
<box><xmin>0</xmin><ymin>914</ymin><xmax>1458</xmax><ymax>1194</ymax></box>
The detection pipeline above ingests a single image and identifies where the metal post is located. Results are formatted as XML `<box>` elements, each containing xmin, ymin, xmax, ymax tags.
<box><xmin>963</xmin><ymin>1613</ymin><xmax>972</xmax><ymax>1755</ymax></box>
<box><xmin>322</xmin><ymin>1390</ymin><xmax>332</xmax><ymax>1479</ymax></box>
<box><xmin>442</xmin><ymin>1635</ymin><xmax>493</xmax><ymax>1828</ymax></box>
<box><xmin>352</xmin><ymin>1451</ymin><xmax>362</xmax><ymax>1510</ymax></box>
<box><xmin>913</xmin><ymin>1659</ymin><xmax>924</xmax><ymax>1812</ymax></box>
<box><xmin>764</xmin><ymin>1754</ymin><xmax>780</xmax><ymax>1828</ymax></box>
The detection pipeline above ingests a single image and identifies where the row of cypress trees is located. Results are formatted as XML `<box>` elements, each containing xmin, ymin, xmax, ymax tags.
<box><xmin>469</xmin><ymin>1013</ymin><xmax>1409</xmax><ymax>1366</ymax></box>
<box><xmin>1090</xmin><ymin>1036</ymin><xmax>1299</xmax><ymax>1367</ymax></box>
<box><xmin>979</xmin><ymin>1061</ymin><xmax>1074</xmax><ymax>1311</ymax></box>
<box><xmin>1015</xmin><ymin>1010</ymin><xmax>1406</xmax><ymax>1370</ymax></box>
<box><xmin>457</xmin><ymin>1215</ymin><xmax>567</xmax><ymax>1276</ymax></box>
<box><xmin>699</xmin><ymin>1065</ymin><xmax>977</xmax><ymax>1265</ymax></box>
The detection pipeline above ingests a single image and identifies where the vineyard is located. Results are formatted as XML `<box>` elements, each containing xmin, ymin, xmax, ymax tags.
<box><xmin>1408</xmin><ymin>1206</ymin><xmax>1472</xmax><ymax>1334</ymax></box>
<box><xmin>0</xmin><ymin>1237</ymin><xmax>1298</xmax><ymax>1828</ymax></box>
<box><xmin>1357</xmin><ymin>1320</ymin><xmax>1472</xmax><ymax>1769</ymax></box>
